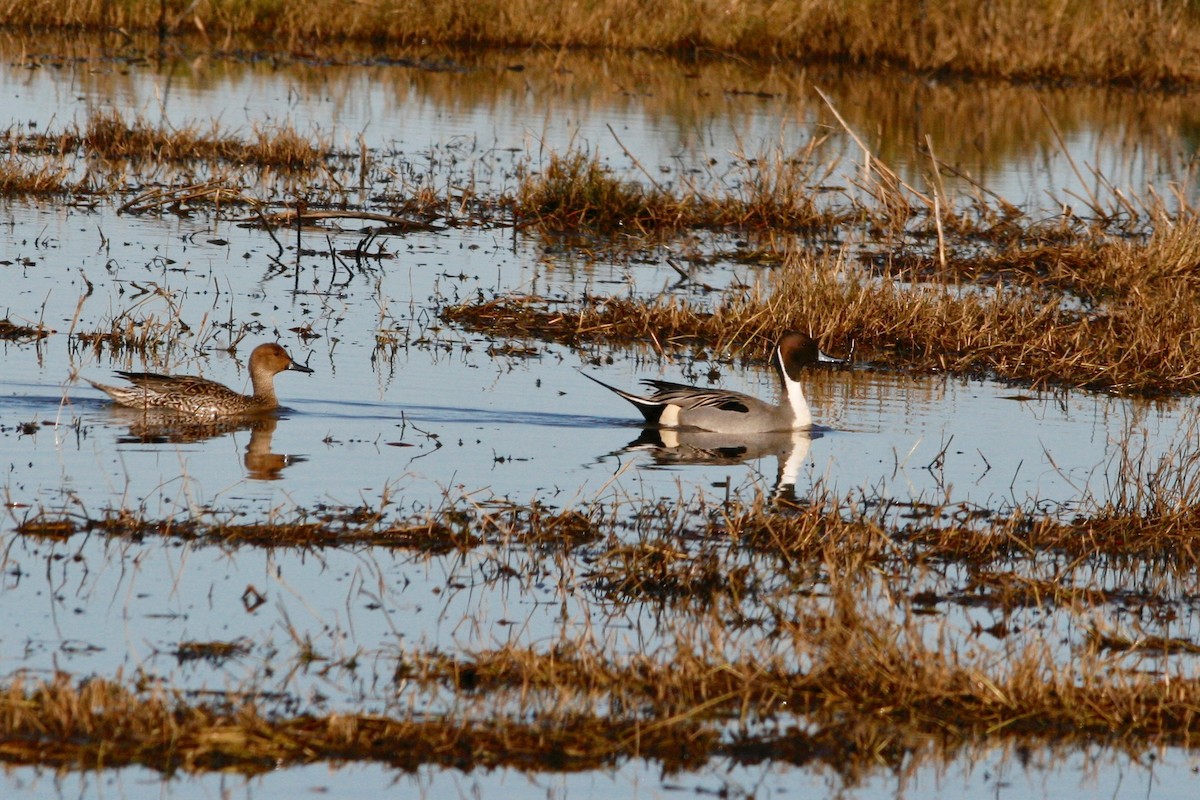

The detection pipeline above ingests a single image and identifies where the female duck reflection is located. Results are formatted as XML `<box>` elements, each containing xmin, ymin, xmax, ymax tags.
<box><xmin>105</xmin><ymin>409</ymin><xmax>305</xmax><ymax>481</ymax></box>
<box><xmin>89</xmin><ymin>343</ymin><xmax>313</xmax><ymax>481</ymax></box>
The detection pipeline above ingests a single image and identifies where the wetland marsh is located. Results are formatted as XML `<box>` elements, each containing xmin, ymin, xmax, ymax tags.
<box><xmin>2</xmin><ymin>23</ymin><xmax>1200</xmax><ymax>800</ymax></box>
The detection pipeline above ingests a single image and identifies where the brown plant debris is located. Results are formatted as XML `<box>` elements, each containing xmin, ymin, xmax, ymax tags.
<box><xmin>19</xmin><ymin>501</ymin><xmax>601</xmax><ymax>553</ymax></box>
<box><xmin>9</xmin><ymin>111</ymin><xmax>325</xmax><ymax>170</ymax></box>
<box><xmin>442</xmin><ymin>214</ymin><xmax>1200</xmax><ymax>396</ymax></box>
<box><xmin>0</xmin><ymin>319</ymin><xmax>51</xmax><ymax>341</ymax></box>
<box><xmin>515</xmin><ymin>151</ymin><xmax>844</xmax><ymax>235</ymax></box>
<box><xmin>1</xmin><ymin>608</ymin><xmax>1199</xmax><ymax>778</ymax></box>
<box><xmin>3</xmin><ymin>2</ymin><xmax>1200</xmax><ymax>87</ymax></box>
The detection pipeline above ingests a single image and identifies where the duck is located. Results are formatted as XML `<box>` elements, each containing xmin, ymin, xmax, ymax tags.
<box><xmin>582</xmin><ymin>332</ymin><xmax>843</xmax><ymax>433</ymax></box>
<box><xmin>88</xmin><ymin>342</ymin><xmax>313</xmax><ymax>420</ymax></box>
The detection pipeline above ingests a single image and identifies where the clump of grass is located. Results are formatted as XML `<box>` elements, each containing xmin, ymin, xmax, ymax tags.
<box><xmin>892</xmin><ymin>215</ymin><xmax>1200</xmax><ymax>305</ymax></box>
<box><xmin>0</xmin><ymin>672</ymin><xmax>714</xmax><ymax>774</ymax></box>
<box><xmin>0</xmin><ymin>157</ymin><xmax>75</xmax><ymax>197</ymax></box>
<box><xmin>117</xmin><ymin>179</ymin><xmax>258</xmax><ymax>215</ymax></box>
<box><xmin>174</xmin><ymin>639</ymin><xmax>252</xmax><ymax>665</ymax></box>
<box><xmin>19</xmin><ymin>500</ymin><xmax>601</xmax><ymax>553</ymax></box>
<box><xmin>701</xmin><ymin>151</ymin><xmax>836</xmax><ymax>232</ymax></box>
<box><xmin>0</xmin><ymin>319</ymin><xmax>51</xmax><ymax>341</ymax></box>
<box><xmin>78</xmin><ymin>110</ymin><xmax>325</xmax><ymax>170</ymax></box>
<box><xmin>74</xmin><ymin>313</ymin><xmax>187</xmax><ymax>358</ymax></box>
<box><xmin>514</xmin><ymin>148</ymin><xmax>847</xmax><ymax>236</ymax></box>
<box><xmin>515</xmin><ymin>152</ymin><xmax>679</xmax><ymax>233</ymax></box>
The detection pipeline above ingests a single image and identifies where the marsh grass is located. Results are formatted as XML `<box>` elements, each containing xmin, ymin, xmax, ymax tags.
<box><xmin>516</xmin><ymin>150</ymin><xmax>847</xmax><ymax>236</ymax></box>
<box><xmin>16</xmin><ymin>479</ymin><xmax>1200</xmax><ymax>615</ymax></box>
<box><xmin>116</xmin><ymin>179</ymin><xmax>258</xmax><ymax>215</ymax></box>
<box><xmin>0</xmin><ymin>155</ymin><xmax>75</xmax><ymax>196</ymax></box>
<box><xmin>6</xmin><ymin>109</ymin><xmax>1199</xmax><ymax>397</ymax></box>
<box><xmin>5</xmin><ymin>111</ymin><xmax>325</xmax><ymax>178</ymax></box>
<box><xmin>78</xmin><ymin>110</ymin><xmax>326</xmax><ymax>170</ymax></box>
<box><xmin>515</xmin><ymin>153</ymin><xmax>672</xmax><ymax>233</ymax></box>
<box><xmin>18</xmin><ymin>500</ymin><xmax>601</xmax><ymax>552</ymax></box>
<box><xmin>174</xmin><ymin>639</ymin><xmax>252</xmax><ymax>664</ymax></box>
<box><xmin>5</xmin><ymin>31</ymin><xmax>1200</xmax><ymax>782</ymax></box>
<box><xmin>4</xmin><ymin>1</ymin><xmax>1200</xmax><ymax>86</ymax></box>
<box><xmin>0</xmin><ymin>319</ymin><xmax>51</xmax><ymax>341</ymax></box>
<box><xmin>74</xmin><ymin>309</ymin><xmax>192</xmax><ymax>357</ymax></box>
<box><xmin>10</xmin><ymin>439</ymin><xmax>1200</xmax><ymax>775</ymax></box>
<box><xmin>0</xmin><ymin>560</ymin><xmax>1196</xmax><ymax>776</ymax></box>
<box><xmin>444</xmin><ymin>207</ymin><xmax>1200</xmax><ymax>396</ymax></box>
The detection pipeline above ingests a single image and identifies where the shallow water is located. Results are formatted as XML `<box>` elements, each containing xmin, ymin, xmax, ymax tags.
<box><xmin>4</xmin><ymin>741</ymin><xmax>1197</xmax><ymax>800</ymax></box>
<box><xmin>2</xmin><ymin>40</ymin><xmax>1200</xmax><ymax>797</ymax></box>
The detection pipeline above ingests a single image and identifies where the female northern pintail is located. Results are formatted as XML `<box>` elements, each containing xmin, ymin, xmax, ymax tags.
<box><xmin>88</xmin><ymin>342</ymin><xmax>313</xmax><ymax>420</ymax></box>
<box><xmin>583</xmin><ymin>332</ymin><xmax>843</xmax><ymax>433</ymax></box>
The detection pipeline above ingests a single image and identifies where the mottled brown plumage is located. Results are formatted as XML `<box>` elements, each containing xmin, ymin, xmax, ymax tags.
<box><xmin>89</xmin><ymin>343</ymin><xmax>313</xmax><ymax>420</ymax></box>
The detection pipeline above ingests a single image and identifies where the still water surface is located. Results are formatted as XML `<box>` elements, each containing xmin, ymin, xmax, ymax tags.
<box><xmin>1</xmin><ymin>42</ymin><xmax>1199</xmax><ymax>798</ymax></box>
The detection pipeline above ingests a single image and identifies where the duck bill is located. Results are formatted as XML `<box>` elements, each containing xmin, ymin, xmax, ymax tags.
<box><xmin>288</xmin><ymin>360</ymin><xmax>315</xmax><ymax>374</ymax></box>
<box><xmin>816</xmin><ymin>339</ymin><xmax>854</xmax><ymax>365</ymax></box>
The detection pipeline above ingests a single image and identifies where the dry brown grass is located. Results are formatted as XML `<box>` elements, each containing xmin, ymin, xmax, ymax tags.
<box><xmin>444</xmin><ymin>209</ymin><xmax>1200</xmax><ymax>396</ymax></box>
<box><xmin>79</xmin><ymin>110</ymin><xmax>325</xmax><ymax>169</ymax></box>
<box><xmin>17</xmin><ymin>500</ymin><xmax>601</xmax><ymax>553</ymax></box>
<box><xmin>0</xmin><ymin>319</ymin><xmax>52</xmax><ymax>341</ymax></box>
<box><xmin>74</xmin><ymin>307</ymin><xmax>193</xmax><ymax>358</ymax></box>
<box><xmin>0</xmin><ymin>673</ymin><xmax>715</xmax><ymax>774</ymax></box>
<box><xmin>0</xmin><ymin>155</ymin><xmax>75</xmax><ymax>196</ymax></box>
<box><xmin>0</xmin><ymin>568</ymin><xmax>1194</xmax><ymax>776</ymax></box>
<box><xmin>9</xmin><ymin>441</ymin><xmax>1200</xmax><ymax>775</ymax></box>
<box><xmin>1</xmin><ymin>112</ymin><xmax>327</xmax><ymax>206</ymax></box>
<box><xmin>3</xmin><ymin>1</ymin><xmax>1199</xmax><ymax>86</ymax></box>
<box><xmin>9</xmin><ymin>111</ymin><xmax>324</xmax><ymax>171</ymax></box>
<box><xmin>516</xmin><ymin>150</ymin><xmax>844</xmax><ymax>236</ymax></box>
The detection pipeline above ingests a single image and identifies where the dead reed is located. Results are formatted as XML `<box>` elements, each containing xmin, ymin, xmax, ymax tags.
<box><xmin>74</xmin><ymin>309</ymin><xmax>191</xmax><ymax>358</ymax></box>
<box><xmin>0</xmin><ymin>570</ymin><xmax>1196</xmax><ymax>777</ymax></box>
<box><xmin>0</xmin><ymin>319</ymin><xmax>51</xmax><ymax>341</ymax></box>
<box><xmin>0</xmin><ymin>673</ymin><xmax>713</xmax><ymax>774</ymax></box>
<box><xmin>9</xmin><ymin>435</ymin><xmax>1200</xmax><ymax>775</ymax></box>
<box><xmin>17</xmin><ymin>500</ymin><xmax>600</xmax><ymax>553</ymax></box>
<box><xmin>16</xmin><ymin>477</ymin><xmax>1200</xmax><ymax>613</ymax></box>
<box><xmin>3</xmin><ymin>1</ymin><xmax>1199</xmax><ymax>86</ymax></box>
<box><xmin>9</xmin><ymin>111</ymin><xmax>325</xmax><ymax>171</ymax></box>
<box><xmin>515</xmin><ymin>151</ymin><xmax>845</xmax><ymax>235</ymax></box>
<box><xmin>443</xmin><ymin>210</ymin><xmax>1200</xmax><ymax>396</ymax></box>
<box><xmin>0</xmin><ymin>152</ymin><xmax>75</xmax><ymax>196</ymax></box>
<box><xmin>78</xmin><ymin>110</ymin><xmax>325</xmax><ymax>169</ymax></box>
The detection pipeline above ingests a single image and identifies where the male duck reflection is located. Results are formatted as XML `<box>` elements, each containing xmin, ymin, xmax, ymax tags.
<box><xmin>625</xmin><ymin>427</ymin><xmax>815</xmax><ymax>502</ymax></box>
<box><xmin>584</xmin><ymin>332</ymin><xmax>845</xmax><ymax>432</ymax></box>
<box><xmin>89</xmin><ymin>342</ymin><xmax>313</xmax><ymax>420</ymax></box>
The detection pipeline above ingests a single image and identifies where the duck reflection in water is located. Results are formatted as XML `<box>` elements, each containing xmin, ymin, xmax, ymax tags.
<box><xmin>108</xmin><ymin>408</ymin><xmax>305</xmax><ymax>481</ymax></box>
<box><xmin>620</xmin><ymin>427</ymin><xmax>815</xmax><ymax>502</ymax></box>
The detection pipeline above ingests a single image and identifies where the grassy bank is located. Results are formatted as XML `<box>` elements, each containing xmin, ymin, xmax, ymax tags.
<box><xmin>4</xmin><ymin>0</ymin><xmax>1200</xmax><ymax>87</ymax></box>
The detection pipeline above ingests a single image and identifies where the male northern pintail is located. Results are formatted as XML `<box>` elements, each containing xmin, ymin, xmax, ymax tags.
<box><xmin>88</xmin><ymin>342</ymin><xmax>313</xmax><ymax>420</ymax></box>
<box><xmin>583</xmin><ymin>332</ymin><xmax>843</xmax><ymax>433</ymax></box>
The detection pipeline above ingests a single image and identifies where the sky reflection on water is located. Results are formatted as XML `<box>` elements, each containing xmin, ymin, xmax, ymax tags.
<box><xmin>2</xmin><ymin>43</ymin><xmax>1200</xmax><ymax>800</ymax></box>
